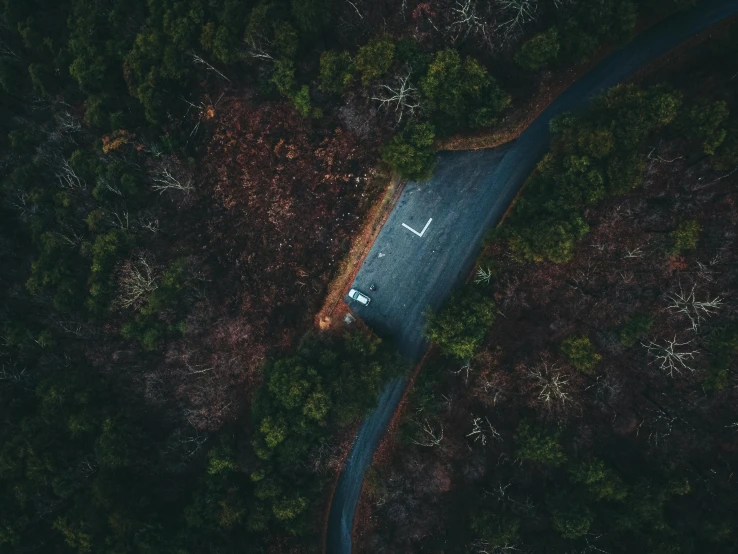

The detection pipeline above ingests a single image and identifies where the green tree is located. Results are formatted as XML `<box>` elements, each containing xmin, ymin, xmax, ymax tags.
<box><xmin>291</xmin><ymin>0</ymin><xmax>332</xmax><ymax>35</ymax></box>
<box><xmin>471</xmin><ymin>511</ymin><xmax>520</xmax><ymax>548</ymax></box>
<box><xmin>682</xmin><ymin>99</ymin><xmax>730</xmax><ymax>155</ymax></box>
<box><xmin>570</xmin><ymin>460</ymin><xmax>627</xmax><ymax>501</ymax></box>
<box><xmin>381</xmin><ymin>122</ymin><xmax>436</xmax><ymax>181</ymax></box>
<box><xmin>551</xmin><ymin>501</ymin><xmax>593</xmax><ymax>539</ymax></box>
<box><xmin>670</xmin><ymin>220</ymin><xmax>701</xmax><ymax>254</ymax></box>
<box><xmin>421</xmin><ymin>49</ymin><xmax>510</xmax><ymax>132</ymax></box>
<box><xmin>561</xmin><ymin>335</ymin><xmax>601</xmax><ymax>375</ymax></box>
<box><xmin>618</xmin><ymin>314</ymin><xmax>653</xmax><ymax>347</ymax></box>
<box><xmin>515</xmin><ymin>28</ymin><xmax>560</xmax><ymax>70</ymax></box>
<box><xmin>425</xmin><ymin>287</ymin><xmax>497</xmax><ymax>360</ymax></box>
<box><xmin>319</xmin><ymin>50</ymin><xmax>353</xmax><ymax>94</ymax></box>
<box><xmin>514</xmin><ymin>421</ymin><xmax>567</xmax><ymax>466</ymax></box>
<box><xmin>355</xmin><ymin>36</ymin><xmax>395</xmax><ymax>85</ymax></box>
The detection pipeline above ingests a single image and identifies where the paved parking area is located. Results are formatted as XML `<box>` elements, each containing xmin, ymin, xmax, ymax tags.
<box><xmin>345</xmin><ymin>146</ymin><xmax>512</xmax><ymax>360</ymax></box>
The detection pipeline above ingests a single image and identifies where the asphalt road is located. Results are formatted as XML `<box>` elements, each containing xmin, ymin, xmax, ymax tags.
<box><xmin>327</xmin><ymin>1</ymin><xmax>738</xmax><ymax>552</ymax></box>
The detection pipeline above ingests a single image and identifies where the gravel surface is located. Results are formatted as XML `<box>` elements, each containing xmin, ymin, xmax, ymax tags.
<box><xmin>327</xmin><ymin>2</ymin><xmax>738</xmax><ymax>552</ymax></box>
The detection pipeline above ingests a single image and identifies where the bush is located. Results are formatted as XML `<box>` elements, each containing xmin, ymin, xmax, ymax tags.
<box><xmin>514</xmin><ymin>421</ymin><xmax>567</xmax><ymax>466</ymax></box>
<box><xmin>559</xmin><ymin>0</ymin><xmax>637</xmax><ymax>63</ymax></box>
<box><xmin>471</xmin><ymin>512</ymin><xmax>521</xmax><ymax>548</ymax></box>
<box><xmin>515</xmin><ymin>28</ymin><xmax>560</xmax><ymax>70</ymax></box>
<box><xmin>355</xmin><ymin>36</ymin><xmax>394</xmax><ymax>85</ymax></box>
<box><xmin>421</xmin><ymin>49</ymin><xmax>510</xmax><ymax>132</ymax></box>
<box><xmin>551</xmin><ymin>502</ymin><xmax>593</xmax><ymax>539</ymax></box>
<box><xmin>570</xmin><ymin>460</ymin><xmax>627</xmax><ymax>501</ymax></box>
<box><xmin>682</xmin><ymin>99</ymin><xmax>730</xmax><ymax>155</ymax></box>
<box><xmin>561</xmin><ymin>335</ymin><xmax>601</xmax><ymax>375</ymax></box>
<box><xmin>425</xmin><ymin>287</ymin><xmax>497</xmax><ymax>360</ymax></box>
<box><xmin>318</xmin><ymin>50</ymin><xmax>354</xmax><ymax>94</ymax></box>
<box><xmin>670</xmin><ymin>220</ymin><xmax>701</xmax><ymax>253</ymax></box>
<box><xmin>271</xmin><ymin>59</ymin><xmax>297</xmax><ymax>98</ymax></box>
<box><xmin>292</xmin><ymin>85</ymin><xmax>321</xmax><ymax>118</ymax></box>
<box><xmin>381</xmin><ymin>122</ymin><xmax>436</xmax><ymax>181</ymax></box>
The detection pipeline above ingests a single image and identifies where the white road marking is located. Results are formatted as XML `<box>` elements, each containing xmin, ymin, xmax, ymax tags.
<box><xmin>402</xmin><ymin>218</ymin><xmax>433</xmax><ymax>237</ymax></box>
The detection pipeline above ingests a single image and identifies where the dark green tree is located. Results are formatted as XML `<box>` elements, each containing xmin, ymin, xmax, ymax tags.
<box><xmin>515</xmin><ymin>28</ymin><xmax>560</xmax><ymax>70</ymax></box>
<box><xmin>355</xmin><ymin>36</ymin><xmax>395</xmax><ymax>85</ymax></box>
<box><xmin>381</xmin><ymin>122</ymin><xmax>437</xmax><ymax>181</ymax></box>
<box><xmin>561</xmin><ymin>335</ymin><xmax>601</xmax><ymax>375</ymax></box>
<box><xmin>425</xmin><ymin>287</ymin><xmax>497</xmax><ymax>360</ymax></box>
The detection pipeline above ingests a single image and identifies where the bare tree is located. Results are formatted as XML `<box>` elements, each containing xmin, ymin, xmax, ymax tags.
<box><xmin>55</xmin><ymin>111</ymin><xmax>82</xmax><ymax>135</ymax></box>
<box><xmin>118</xmin><ymin>257</ymin><xmax>158</xmax><ymax>309</ymax></box>
<box><xmin>473</xmin><ymin>540</ymin><xmax>522</xmax><ymax>554</ymax></box>
<box><xmin>109</xmin><ymin>210</ymin><xmax>130</xmax><ymax>230</ymax></box>
<box><xmin>624</xmin><ymin>246</ymin><xmax>644</xmax><ymax>259</ymax></box>
<box><xmin>665</xmin><ymin>283</ymin><xmax>723</xmax><ymax>332</ymax></box>
<box><xmin>410</xmin><ymin>418</ymin><xmax>444</xmax><ymax>447</ymax></box>
<box><xmin>467</xmin><ymin>415</ymin><xmax>502</xmax><ymax>446</ymax></box>
<box><xmin>307</xmin><ymin>440</ymin><xmax>344</xmax><ymax>473</ymax></box>
<box><xmin>162</xmin><ymin>426</ymin><xmax>208</xmax><ymax>471</ymax></box>
<box><xmin>345</xmin><ymin>0</ymin><xmax>364</xmax><ymax>18</ymax></box>
<box><xmin>53</xmin><ymin>219</ymin><xmax>84</xmax><ymax>247</ymax></box>
<box><xmin>191</xmin><ymin>53</ymin><xmax>231</xmax><ymax>83</ymax></box>
<box><xmin>152</xmin><ymin>168</ymin><xmax>194</xmax><ymax>195</ymax></box>
<box><xmin>496</xmin><ymin>0</ymin><xmax>538</xmax><ymax>43</ymax></box>
<box><xmin>371</xmin><ymin>72</ymin><xmax>420</xmax><ymax>124</ymax></box>
<box><xmin>475</xmin><ymin>266</ymin><xmax>494</xmax><ymax>284</ymax></box>
<box><xmin>0</xmin><ymin>364</ymin><xmax>33</xmax><ymax>390</ymax></box>
<box><xmin>453</xmin><ymin>359</ymin><xmax>474</xmax><ymax>382</ymax></box>
<box><xmin>637</xmin><ymin>407</ymin><xmax>679</xmax><ymax>447</ymax></box>
<box><xmin>135</xmin><ymin>212</ymin><xmax>160</xmax><ymax>235</ymax></box>
<box><xmin>525</xmin><ymin>362</ymin><xmax>571</xmax><ymax>408</ymax></box>
<box><xmin>97</xmin><ymin>175</ymin><xmax>123</xmax><ymax>197</ymax></box>
<box><xmin>448</xmin><ymin>0</ymin><xmax>494</xmax><ymax>46</ymax></box>
<box><xmin>642</xmin><ymin>336</ymin><xmax>699</xmax><ymax>377</ymax></box>
<box><xmin>55</xmin><ymin>156</ymin><xmax>85</xmax><ymax>190</ymax></box>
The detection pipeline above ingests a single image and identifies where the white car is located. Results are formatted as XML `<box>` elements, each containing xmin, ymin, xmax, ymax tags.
<box><xmin>348</xmin><ymin>288</ymin><xmax>371</xmax><ymax>306</ymax></box>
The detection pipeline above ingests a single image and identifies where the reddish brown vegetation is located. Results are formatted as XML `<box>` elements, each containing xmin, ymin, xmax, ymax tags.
<box><xmin>91</xmin><ymin>99</ymin><xmax>385</xmax><ymax>430</ymax></box>
<box><xmin>175</xmin><ymin>99</ymin><xmax>384</xmax><ymax>427</ymax></box>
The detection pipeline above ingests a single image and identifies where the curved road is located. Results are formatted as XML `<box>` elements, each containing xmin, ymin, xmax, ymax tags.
<box><xmin>327</xmin><ymin>2</ymin><xmax>738</xmax><ymax>552</ymax></box>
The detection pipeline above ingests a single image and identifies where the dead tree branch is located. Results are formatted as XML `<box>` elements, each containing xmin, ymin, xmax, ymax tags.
<box><xmin>642</xmin><ymin>336</ymin><xmax>699</xmax><ymax>377</ymax></box>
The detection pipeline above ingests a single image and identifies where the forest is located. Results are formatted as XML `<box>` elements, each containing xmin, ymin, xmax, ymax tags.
<box><xmin>0</xmin><ymin>0</ymin><xmax>726</xmax><ymax>552</ymax></box>
<box><xmin>357</xmin><ymin>24</ymin><xmax>738</xmax><ymax>554</ymax></box>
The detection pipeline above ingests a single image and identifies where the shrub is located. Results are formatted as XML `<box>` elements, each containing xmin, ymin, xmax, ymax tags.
<box><xmin>425</xmin><ymin>287</ymin><xmax>497</xmax><ymax>360</ymax></box>
<box><xmin>381</xmin><ymin>122</ymin><xmax>436</xmax><ymax>181</ymax></box>
<box><xmin>570</xmin><ymin>460</ymin><xmax>628</xmax><ymax>501</ymax></box>
<box><xmin>551</xmin><ymin>502</ymin><xmax>593</xmax><ymax>539</ymax></box>
<box><xmin>421</xmin><ymin>49</ymin><xmax>509</xmax><ymax>132</ymax></box>
<box><xmin>561</xmin><ymin>335</ymin><xmax>601</xmax><ymax>375</ymax></box>
<box><xmin>670</xmin><ymin>220</ymin><xmax>701</xmax><ymax>253</ymax></box>
<box><xmin>514</xmin><ymin>421</ymin><xmax>567</xmax><ymax>466</ymax></box>
<box><xmin>682</xmin><ymin>99</ymin><xmax>729</xmax><ymax>155</ymax></box>
<box><xmin>515</xmin><ymin>28</ymin><xmax>560</xmax><ymax>70</ymax></box>
<box><xmin>318</xmin><ymin>50</ymin><xmax>353</xmax><ymax>94</ymax></box>
<box><xmin>355</xmin><ymin>36</ymin><xmax>394</xmax><ymax>85</ymax></box>
<box><xmin>270</xmin><ymin>59</ymin><xmax>297</xmax><ymax>98</ymax></box>
<box><xmin>471</xmin><ymin>512</ymin><xmax>521</xmax><ymax>548</ymax></box>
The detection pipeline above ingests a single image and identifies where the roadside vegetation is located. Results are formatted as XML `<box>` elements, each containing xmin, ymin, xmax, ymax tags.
<box><xmin>360</xmin><ymin>25</ymin><xmax>738</xmax><ymax>554</ymax></box>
